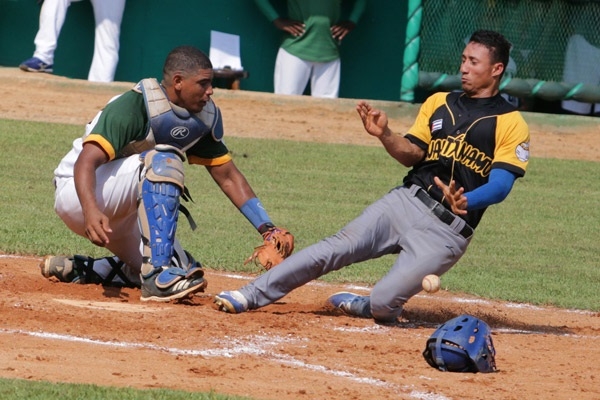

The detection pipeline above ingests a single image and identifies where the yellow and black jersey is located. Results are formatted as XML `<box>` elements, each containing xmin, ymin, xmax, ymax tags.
<box><xmin>404</xmin><ymin>91</ymin><xmax>530</xmax><ymax>227</ymax></box>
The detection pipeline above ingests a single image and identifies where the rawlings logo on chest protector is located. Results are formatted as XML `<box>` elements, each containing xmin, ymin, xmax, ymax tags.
<box><xmin>170</xmin><ymin>126</ymin><xmax>190</xmax><ymax>139</ymax></box>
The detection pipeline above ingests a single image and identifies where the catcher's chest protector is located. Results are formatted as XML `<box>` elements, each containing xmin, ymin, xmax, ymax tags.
<box><xmin>124</xmin><ymin>78</ymin><xmax>224</xmax><ymax>156</ymax></box>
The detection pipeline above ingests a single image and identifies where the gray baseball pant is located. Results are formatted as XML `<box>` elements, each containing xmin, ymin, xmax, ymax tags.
<box><xmin>239</xmin><ymin>184</ymin><xmax>472</xmax><ymax>321</ymax></box>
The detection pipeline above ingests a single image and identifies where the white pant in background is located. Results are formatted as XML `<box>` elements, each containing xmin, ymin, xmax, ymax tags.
<box><xmin>274</xmin><ymin>48</ymin><xmax>341</xmax><ymax>98</ymax></box>
<box><xmin>33</xmin><ymin>0</ymin><xmax>126</xmax><ymax>82</ymax></box>
<box><xmin>561</xmin><ymin>34</ymin><xmax>600</xmax><ymax>115</ymax></box>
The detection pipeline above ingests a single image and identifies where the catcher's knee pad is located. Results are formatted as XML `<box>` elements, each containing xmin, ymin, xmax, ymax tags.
<box><xmin>138</xmin><ymin>149</ymin><xmax>185</xmax><ymax>270</ymax></box>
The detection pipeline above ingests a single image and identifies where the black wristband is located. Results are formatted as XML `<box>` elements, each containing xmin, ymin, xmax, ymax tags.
<box><xmin>258</xmin><ymin>222</ymin><xmax>275</xmax><ymax>235</ymax></box>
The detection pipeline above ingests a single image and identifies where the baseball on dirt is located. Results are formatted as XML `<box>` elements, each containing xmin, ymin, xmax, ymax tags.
<box><xmin>422</xmin><ymin>274</ymin><xmax>440</xmax><ymax>293</ymax></box>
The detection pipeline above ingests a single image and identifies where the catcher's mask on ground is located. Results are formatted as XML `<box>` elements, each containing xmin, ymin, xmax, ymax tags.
<box><xmin>422</xmin><ymin>314</ymin><xmax>497</xmax><ymax>373</ymax></box>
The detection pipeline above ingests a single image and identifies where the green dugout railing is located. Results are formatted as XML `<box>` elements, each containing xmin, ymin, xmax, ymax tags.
<box><xmin>400</xmin><ymin>0</ymin><xmax>600</xmax><ymax>104</ymax></box>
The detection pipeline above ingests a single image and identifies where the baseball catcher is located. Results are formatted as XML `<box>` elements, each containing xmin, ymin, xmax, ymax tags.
<box><xmin>422</xmin><ymin>314</ymin><xmax>497</xmax><ymax>373</ymax></box>
<box><xmin>40</xmin><ymin>46</ymin><xmax>293</xmax><ymax>302</ymax></box>
<box><xmin>244</xmin><ymin>225</ymin><xmax>295</xmax><ymax>270</ymax></box>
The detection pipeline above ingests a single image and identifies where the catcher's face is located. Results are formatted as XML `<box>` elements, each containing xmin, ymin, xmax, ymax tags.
<box><xmin>460</xmin><ymin>42</ymin><xmax>504</xmax><ymax>98</ymax></box>
<box><xmin>172</xmin><ymin>68</ymin><xmax>214</xmax><ymax>114</ymax></box>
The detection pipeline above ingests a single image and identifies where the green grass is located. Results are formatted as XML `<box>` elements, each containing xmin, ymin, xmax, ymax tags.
<box><xmin>447</xmin><ymin>157</ymin><xmax>600</xmax><ymax>309</ymax></box>
<box><xmin>0</xmin><ymin>378</ymin><xmax>253</xmax><ymax>400</ymax></box>
<box><xmin>1</xmin><ymin>118</ymin><xmax>599</xmax><ymax>311</ymax></box>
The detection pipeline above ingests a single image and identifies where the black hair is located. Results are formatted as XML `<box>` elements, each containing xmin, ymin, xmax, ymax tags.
<box><xmin>469</xmin><ymin>30</ymin><xmax>511</xmax><ymax>75</ymax></box>
<box><xmin>163</xmin><ymin>45</ymin><xmax>212</xmax><ymax>79</ymax></box>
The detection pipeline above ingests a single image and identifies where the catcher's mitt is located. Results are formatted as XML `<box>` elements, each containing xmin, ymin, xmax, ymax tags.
<box><xmin>244</xmin><ymin>227</ymin><xmax>294</xmax><ymax>271</ymax></box>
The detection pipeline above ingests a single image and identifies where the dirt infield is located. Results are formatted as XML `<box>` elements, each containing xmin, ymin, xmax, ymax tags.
<box><xmin>1</xmin><ymin>68</ymin><xmax>599</xmax><ymax>400</ymax></box>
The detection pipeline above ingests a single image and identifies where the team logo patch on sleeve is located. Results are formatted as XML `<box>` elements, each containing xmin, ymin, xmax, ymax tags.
<box><xmin>431</xmin><ymin>119</ymin><xmax>443</xmax><ymax>132</ymax></box>
<box><xmin>516</xmin><ymin>142</ymin><xmax>530</xmax><ymax>162</ymax></box>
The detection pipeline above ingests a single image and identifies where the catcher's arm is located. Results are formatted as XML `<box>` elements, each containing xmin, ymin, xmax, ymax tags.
<box><xmin>239</xmin><ymin>198</ymin><xmax>295</xmax><ymax>270</ymax></box>
<box><xmin>206</xmin><ymin>162</ymin><xmax>294</xmax><ymax>269</ymax></box>
<box><xmin>204</xmin><ymin>154</ymin><xmax>295</xmax><ymax>270</ymax></box>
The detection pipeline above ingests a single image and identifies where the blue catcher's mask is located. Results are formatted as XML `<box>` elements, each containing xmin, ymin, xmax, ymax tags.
<box><xmin>422</xmin><ymin>314</ymin><xmax>497</xmax><ymax>373</ymax></box>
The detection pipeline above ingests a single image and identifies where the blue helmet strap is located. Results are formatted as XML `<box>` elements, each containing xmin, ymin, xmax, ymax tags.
<box><xmin>434</xmin><ymin>334</ymin><xmax>448</xmax><ymax>371</ymax></box>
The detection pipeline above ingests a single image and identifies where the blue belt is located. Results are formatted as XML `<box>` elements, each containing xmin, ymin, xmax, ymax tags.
<box><xmin>414</xmin><ymin>188</ymin><xmax>473</xmax><ymax>239</ymax></box>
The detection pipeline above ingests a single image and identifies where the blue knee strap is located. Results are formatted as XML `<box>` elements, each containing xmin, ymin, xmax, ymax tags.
<box><xmin>142</xmin><ymin>251</ymin><xmax>205</xmax><ymax>284</ymax></box>
<box><xmin>155</xmin><ymin>267</ymin><xmax>186</xmax><ymax>288</ymax></box>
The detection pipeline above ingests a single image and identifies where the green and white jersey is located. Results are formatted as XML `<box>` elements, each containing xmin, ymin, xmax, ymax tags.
<box><xmin>54</xmin><ymin>82</ymin><xmax>231</xmax><ymax>180</ymax></box>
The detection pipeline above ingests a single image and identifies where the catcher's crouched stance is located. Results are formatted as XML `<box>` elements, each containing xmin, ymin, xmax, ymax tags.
<box><xmin>41</xmin><ymin>146</ymin><xmax>209</xmax><ymax>301</ymax></box>
<box><xmin>40</xmin><ymin>46</ymin><xmax>294</xmax><ymax>302</ymax></box>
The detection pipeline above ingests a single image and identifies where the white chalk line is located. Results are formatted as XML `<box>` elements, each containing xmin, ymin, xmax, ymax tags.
<box><xmin>0</xmin><ymin>255</ymin><xmax>41</xmax><ymax>260</ymax></box>
<box><xmin>330</xmin><ymin>321</ymin><xmax>599</xmax><ymax>340</ymax></box>
<box><xmin>0</xmin><ymin>327</ymin><xmax>445</xmax><ymax>399</ymax></box>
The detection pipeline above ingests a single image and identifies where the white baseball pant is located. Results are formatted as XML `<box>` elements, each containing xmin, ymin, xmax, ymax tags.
<box><xmin>274</xmin><ymin>47</ymin><xmax>341</xmax><ymax>98</ymax></box>
<box><xmin>32</xmin><ymin>0</ymin><xmax>125</xmax><ymax>82</ymax></box>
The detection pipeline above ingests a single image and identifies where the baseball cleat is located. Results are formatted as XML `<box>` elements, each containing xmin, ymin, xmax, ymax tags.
<box><xmin>214</xmin><ymin>290</ymin><xmax>249</xmax><ymax>313</ymax></box>
<box><xmin>327</xmin><ymin>292</ymin><xmax>372</xmax><ymax>318</ymax></box>
<box><xmin>140</xmin><ymin>274</ymin><xmax>207</xmax><ymax>303</ymax></box>
<box><xmin>40</xmin><ymin>255</ymin><xmax>79</xmax><ymax>282</ymax></box>
<box><xmin>19</xmin><ymin>57</ymin><xmax>53</xmax><ymax>73</ymax></box>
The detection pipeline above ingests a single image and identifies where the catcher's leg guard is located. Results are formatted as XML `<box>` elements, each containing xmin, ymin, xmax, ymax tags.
<box><xmin>138</xmin><ymin>150</ymin><xmax>206</xmax><ymax>302</ymax></box>
<box><xmin>138</xmin><ymin>149</ymin><xmax>184</xmax><ymax>271</ymax></box>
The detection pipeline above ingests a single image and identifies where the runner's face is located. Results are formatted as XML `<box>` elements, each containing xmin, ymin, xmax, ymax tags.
<box><xmin>176</xmin><ymin>68</ymin><xmax>214</xmax><ymax>113</ymax></box>
<box><xmin>460</xmin><ymin>42</ymin><xmax>503</xmax><ymax>98</ymax></box>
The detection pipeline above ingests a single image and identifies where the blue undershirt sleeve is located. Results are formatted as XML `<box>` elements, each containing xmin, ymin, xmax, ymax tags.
<box><xmin>465</xmin><ymin>169</ymin><xmax>517</xmax><ymax>210</ymax></box>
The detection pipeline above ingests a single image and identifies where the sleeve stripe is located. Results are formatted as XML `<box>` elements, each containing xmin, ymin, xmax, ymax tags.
<box><xmin>83</xmin><ymin>134</ymin><xmax>116</xmax><ymax>160</ymax></box>
<box><xmin>188</xmin><ymin>153</ymin><xmax>232</xmax><ymax>166</ymax></box>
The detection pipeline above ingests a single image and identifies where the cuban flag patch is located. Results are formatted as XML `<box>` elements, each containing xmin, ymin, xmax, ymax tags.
<box><xmin>431</xmin><ymin>119</ymin><xmax>443</xmax><ymax>132</ymax></box>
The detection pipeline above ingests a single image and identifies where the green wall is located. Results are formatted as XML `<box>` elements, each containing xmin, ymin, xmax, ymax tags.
<box><xmin>0</xmin><ymin>0</ymin><xmax>407</xmax><ymax>101</ymax></box>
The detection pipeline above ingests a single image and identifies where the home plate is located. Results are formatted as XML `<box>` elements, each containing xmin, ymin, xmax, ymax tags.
<box><xmin>54</xmin><ymin>299</ymin><xmax>166</xmax><ymax>313</ymax></box>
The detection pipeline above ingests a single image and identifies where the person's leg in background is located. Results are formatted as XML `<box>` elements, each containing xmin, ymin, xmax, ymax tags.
<box><xmin>20</xmin><ymin>0</ymin><xmax>74</xmax><ymax>72</ymax></box>
<box><xmin>87</xmin><ymin>0</ymin><xmax>126</xmax><ymax>82</ymax></box>
<box><xmin>561</xmin><ymin>34</ymin><xmax>600</xmax><ymax>115</ymax></box>
<box><xmin>310</xmin><ymin>58</ymin><xmax>340</xmax><ymax>98</ymax></box>
<box><xmin>274</xmin><ymin>47</ymin><xmax>311</xmax><ymax>95</ymax></box>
